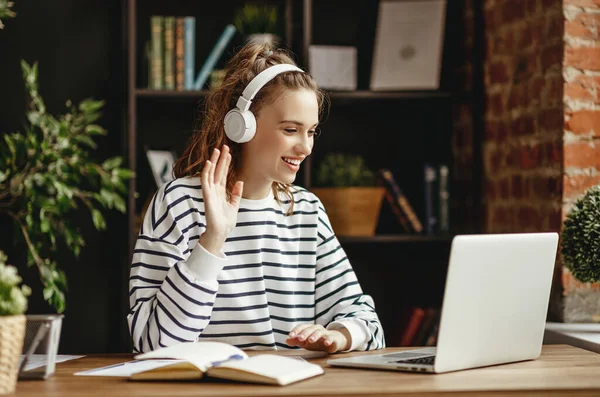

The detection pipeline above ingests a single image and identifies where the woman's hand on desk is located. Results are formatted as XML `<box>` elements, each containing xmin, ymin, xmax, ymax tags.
<box><xmin>286</xmin><ymin>324</ymin><xmax>351</xmax><ymax>353</ymax></box>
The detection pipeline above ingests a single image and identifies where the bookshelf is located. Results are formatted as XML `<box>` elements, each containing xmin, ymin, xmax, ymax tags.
<box><xmin>124</xmin><ymin>0</ymin><xmax>483</xmax><ymax>347</ymax></box>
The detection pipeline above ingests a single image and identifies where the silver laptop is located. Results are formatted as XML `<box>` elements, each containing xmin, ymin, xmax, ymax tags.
<box><xmin>328</xmin><ymin>232</ymin><xmax>559</xmax><ymax>374</ymax></box>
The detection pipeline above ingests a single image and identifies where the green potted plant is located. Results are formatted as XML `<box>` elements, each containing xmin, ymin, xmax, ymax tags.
<box><xmin>0</xmin><ymin>60</ymin><xmax>134</xmax><ymax>369</ymax></box>
<box><xmin>0</xmin><ymin>250</ymin><xmax>30</xmax><ymax>394</ymax></box>
<box><xmin>561</xmin><ymin>184</ymin><xmax>600</xmax><ymax>284</ymax></box>
<box><xmin>233</xmin><ymin>3</ymin><xmax>280</xmax><ymax>46</ymax></box>
<box><xmin>312</xmin><ymin>153</ymin><xmax>385</xmax><ymax>236</ymax></box>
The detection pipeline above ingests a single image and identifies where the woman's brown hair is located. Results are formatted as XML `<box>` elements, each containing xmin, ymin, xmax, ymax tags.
<box><xmin>173</xmin><ymin>42</ymin><xmax>327</xmax><ymax>215</ymax></box>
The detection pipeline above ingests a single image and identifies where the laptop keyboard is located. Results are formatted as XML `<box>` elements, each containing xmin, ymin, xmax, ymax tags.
<box><xmin>394</xmin><ymin>356</ymin><xmax>435</xmax><ymax>365</ymax></box>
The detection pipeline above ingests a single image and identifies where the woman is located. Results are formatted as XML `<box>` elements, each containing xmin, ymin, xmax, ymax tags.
<box><xmin>128</xmin><ymin>42</ymin><xmax>385</xmax><ymax>353</ymax></box>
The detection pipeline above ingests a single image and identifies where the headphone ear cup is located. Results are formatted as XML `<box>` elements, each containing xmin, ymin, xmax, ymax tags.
<box><xmin>224</xmin><ymin>109</ymin><xmax>256</xmax><ymax>143</ymax></box>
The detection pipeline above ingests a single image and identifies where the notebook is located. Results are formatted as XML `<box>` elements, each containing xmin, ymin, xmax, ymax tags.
<box><xmin>129</xmin><ymin>341</ymin><xmax>324</xmax><ymax>386</ymax></box>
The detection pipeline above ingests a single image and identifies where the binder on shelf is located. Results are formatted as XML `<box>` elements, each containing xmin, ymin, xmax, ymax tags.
<box><xmin>193</xmin><ymin>24</ymin><xmax>236</xmax><ymax>90</ymax></box>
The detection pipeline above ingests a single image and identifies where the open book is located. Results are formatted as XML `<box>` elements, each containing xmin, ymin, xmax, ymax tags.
<box><xmin>130</xmin><ymin>341</ymin><xmax>324</xmax><ymax>386</ymax></box>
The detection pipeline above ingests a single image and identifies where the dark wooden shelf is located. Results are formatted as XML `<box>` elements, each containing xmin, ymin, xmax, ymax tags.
<box><xmin>338</xmin><ymin>234</ymin><xmax>454</xmax><ymax>244</ymax></box>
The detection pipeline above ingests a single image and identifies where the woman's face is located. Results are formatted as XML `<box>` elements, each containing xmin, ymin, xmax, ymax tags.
<box><xmin>240</xmin><ymin>88</ymin><xmax>319</xmax><ymax>188</ymax></box>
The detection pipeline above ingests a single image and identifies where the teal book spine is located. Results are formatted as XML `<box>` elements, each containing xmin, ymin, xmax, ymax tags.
<box><xmin>184</xmin><ymin>16</ymin><xmax>196</xmax><ymax>90</ymax></box>
<box><xmin>193</xmin><ymin>24</ymin><xmax>236</xmax><ymax>90</ymax></box>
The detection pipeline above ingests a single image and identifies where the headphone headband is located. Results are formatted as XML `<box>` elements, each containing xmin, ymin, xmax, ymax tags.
<box><xmin>235</xmin><ymin>64</ymin><xmax>304</xmax><ymax>112</ymax></box>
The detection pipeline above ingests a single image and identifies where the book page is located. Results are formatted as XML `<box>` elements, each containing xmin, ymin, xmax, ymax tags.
<box><xmin>207</xmin><ymin>354</ymin><xmax>324</xmax><ymax>386</ymax></box>
<box><xmin>75</xmin><ymin>359</ymin><xmax>185</xmax><ymax>377</ymax></box>
<box><xmin>134</xmin><ymin>341</ymin><xmax>248</xmax><ymax>372</ymax></box>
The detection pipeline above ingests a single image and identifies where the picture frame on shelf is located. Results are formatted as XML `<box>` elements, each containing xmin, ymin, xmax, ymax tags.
<box><xmin>370</xmin><ymin>0</ymin><xmax>447</xmax><ymax>91</ymax></box>
<box><xmin>309</xmin><ymin>45</ymin><xmax>357</xmax><ymax>91</ymax></box>
<box><xmin>145</xmin><ymin>147</ymin><xmax>177</xmax><ymax>188</ymax></box>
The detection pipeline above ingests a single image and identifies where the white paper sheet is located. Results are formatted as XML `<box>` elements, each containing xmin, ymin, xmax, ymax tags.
<box><xmin>74</xmin><ymin>359</ymin><xmax>185</xmax><ymax>377</ymax></box>
<box><xmin>19</xmin><ymin>354</ymin><xmax>85</xmax><ymax>371</ymax></box>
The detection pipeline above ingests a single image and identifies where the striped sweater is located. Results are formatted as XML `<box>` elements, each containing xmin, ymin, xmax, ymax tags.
<box><xmin>128</xmin><ymin>176</ymin><xmax>385</xmax><ymax>353</ymax></box>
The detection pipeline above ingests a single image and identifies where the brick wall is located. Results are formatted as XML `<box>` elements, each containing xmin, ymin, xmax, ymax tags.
<box><xmin>482</xmin><ymin>0</ymin><xmax>564</xmax><ymax>234</ymax></box>
<box><xmin>561</xmin><ymin>0</ymin><xmax>600</xmax><ymax>321</ymax></box>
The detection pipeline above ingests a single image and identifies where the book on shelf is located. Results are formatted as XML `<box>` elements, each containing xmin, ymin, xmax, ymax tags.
<box><xmin>438</xmin><ymin>164</ymin><xmax>450</xmax><ymax>233</ymax></box>
<box><xmin>424</xmin><ymin>164</ymin><xmax>438</xmax><ymax>235</ymax></box>
<box><xmin>184</xmin><ymin>16</ymin><xmax>196</xmax><ymax>90</ymax></box>
<box><xmin>104</xmin><ymin>342</ymin><xmax>323</xmax><ymax>386</ymax></box>
<box><xmin>413</xmin><ymin>307</ymin><xmax>439</xmax><ymax>347</ymax></box>
<box><xmin>163</xmin><ymin>16</ymin><xmax>175</xmax><ymax>90</ymax></box>
<box><xmin>193</xmin><ymin>24</ymin><xmax>236</xmax><ymax>90</ymax></box>
<box><xmin>399</xmin><ymin>307</ymin><xmax>425</xmax><ymax>346</ymax></box>
<box><xmin>377</xmin><ymin>168</ymin><xmax>423</xmax><ymax>233</ymax></box>
<box><xmin>147</xmin><ymin>15</ymin><xmax>195</xmax><ymax>91</ymax></box>
<box><xmin>424</xmin><ymin>163</ymin><xmax>450</xmax><ymax>235</ymax></box>
<box><xmin>175</xmin><ymin>18</ymin><xmax>185</xmax><ymax>90</ymax></box>
<box><xmin>150</xmin><ymin>16</ymin><xmax>163</xmax><ymax>90</ymax></box>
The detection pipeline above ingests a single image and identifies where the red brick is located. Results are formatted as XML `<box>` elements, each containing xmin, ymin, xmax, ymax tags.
<box><xmin>565</xmin><ymin>46</ymin><xmax>600</xmax><ymax>70</ymax></box>
<box><xmin>564</xmin><ymin>141</ymin><xmax>600</xmax><ymax>168</ymax></box>
<box><xmin>565</xmin><ymin>81</ymin><xmax>595</xmax><ymax>101</ymax></box>
<box><xmin>497</xmin><ymin>122</ymin><xmax>509</xmax><ymax>143</ymax></box>
<box><xmin>502</xmin><ymin>2</ymin><xmax>527</xmax><ymax>24</ymax></box>
<box><xmin>512</xmin><ymin>174</ymin><xmax>525</xmax><ymax>198</ymax></box>
<box><xmin>518</xmin><ymin>206</ymin><xmax>543</xmax><ymax>230</ymax></box>
<box><xmin>564</xmin><ymin>0</ymin><xmax>600</xmax><ymax>7</ymax></box>
<box><xmin>500</xmin><ymin>178</ymin><xmax>510</xmax><ymax>199</ymax></box>
<box><xmin>518</xmin><ymin>25</ymin><xmax>534</xmax><ymax>49</ymax></box>
<box><xmin>565</xmin><ymin>12</ymin><xmax>600</xmax><ymax>40</ymax></box>
<box><xmin>530</xmin><ymin>77</ymin><xmax>545</xmax><ymax>101</ymax></box>
<box><xmin>547</xmin><ymin>206</ymin><xmax>563</xmax><ymax>231</ymax></box>
<box><xmin>542</xmin><ymin>76</ymin><xmax>563</xmax><ymax>107</ymax></box>
<box><xmin>565</xmin><ymin>110</ymin><xmax>600</xmax><ymax>135</ymax></box>
<box><xmin>487</xmin><ymin>92</ymin><xmax>505</xmax><ymax>116</ymax></box>
<box><xmin>539</xmin><ymin>109</ymin><xmax>564</xmax><ymax>132</ymax></box>
<box><xmin>486</xmin><ymin>182</ymin><xmax>497</xmax><ymax>200</ymax></box>
<box><xmin>543</xmin><ymin>141</ymin><xmax>563</xmax><ymax>165</ymax></box>
<box><xmin>485</xmin><ymin>121</ymin><xmax>498</xmax><ymax>140</ymax></box>
<box><xmin>526</xmin><ymin>0</ymin><xmax>540</xmax><ymax>15</ymax></box>
<box><xmin>563</xmin><ymin>173</ymin><xmax>600</xmax><ymax>200</ymax></box>
<box><xmin>521</xmin><ymin>144</ymin><xmax>542</xmax><ymax>169</ymax></box>
<box><xmin>514</xmin><ymin>114</ymin><xmax>536</xmax><ymax>136</ymax></box>
<box><xmin>489</xmin><ymin>61</ymin><xmax>510</xmax><ymax>84</ymax></box>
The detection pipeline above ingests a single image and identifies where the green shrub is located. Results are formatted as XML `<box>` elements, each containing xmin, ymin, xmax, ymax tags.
<box><xmin>561</xmin><ymin>184</ymin><xmax>600</xmax><ymax>283</ymax></box>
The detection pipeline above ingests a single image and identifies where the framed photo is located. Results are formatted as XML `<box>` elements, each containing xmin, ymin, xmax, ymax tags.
<box><xmin>370</xmin><ymin>0</ymin><xmax>447</xmax><ymax>91</ymax></box>
<box><xmin>309</xmin><ymin>45</ymin><xmax>357</xmax><ymax>91</ymax></box>
<box><xmin>145</xmin><ymin>148</ymin><xmax>177</xmax><ymax>187</ymax></box>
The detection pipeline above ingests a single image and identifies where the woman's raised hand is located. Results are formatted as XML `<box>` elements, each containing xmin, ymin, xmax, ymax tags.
<box><xmin>200</xmin><ymin>145</ymin><xmax>243</xmax><ymax>253</ymax></box>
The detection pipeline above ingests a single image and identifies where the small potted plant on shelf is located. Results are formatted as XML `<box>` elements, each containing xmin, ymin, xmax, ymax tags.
<box><xmin>0</xmin><ymin>250</ymin><xmax>31</xmax><ymax>394</ymax></box>
<box><xmin>0</xmin><ymin>61</ymin><xmax>134</xmax><ymax>373</ymax></box>
<box><xmin>561</xmin><ymin>184</ymin><xmax>600</xmax><ymax>286</ymax></box>
<box><xmin>233</xmin><ymin>3</ymin><xmax>281</xmax><ymax>46</ymax></box>
<box><xmin>312</xmin><ymin>153</ymin><xmax>385</xmax><ymax>236</ymax></box>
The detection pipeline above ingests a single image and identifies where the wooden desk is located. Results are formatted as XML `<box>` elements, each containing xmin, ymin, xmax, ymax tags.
<box><xmin>13</xmin><ymin>345</ymin><xmax>600</xmax><ymax>397</ymax></box>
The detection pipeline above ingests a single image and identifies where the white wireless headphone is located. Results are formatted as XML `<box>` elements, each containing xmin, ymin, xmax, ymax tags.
<box><xmin>224</xmin><ymin>64</ymin><xmax>304</xmax><ymax>143</ymax></box>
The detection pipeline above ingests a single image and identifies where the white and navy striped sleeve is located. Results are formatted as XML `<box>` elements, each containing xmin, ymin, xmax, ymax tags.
<box><xmin>127</xmin><ymin>180</ymin><xmax>227</xmax><ymax>353</ymax></box>
<box><xmin>313</xmin><ymin>199</ymin><xmax>386</xmax><ymax>351</ymax></box>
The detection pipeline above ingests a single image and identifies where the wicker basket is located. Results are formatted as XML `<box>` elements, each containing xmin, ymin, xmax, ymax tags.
<box><xmin>312</xmin><ymin>187</ymin><xmax>385</xmax><ymax>236</ymax></box>
<box><xmin>0</xmin><ymin>314</ymin><xmax>26</xmax><ymax>395</ymax></box>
